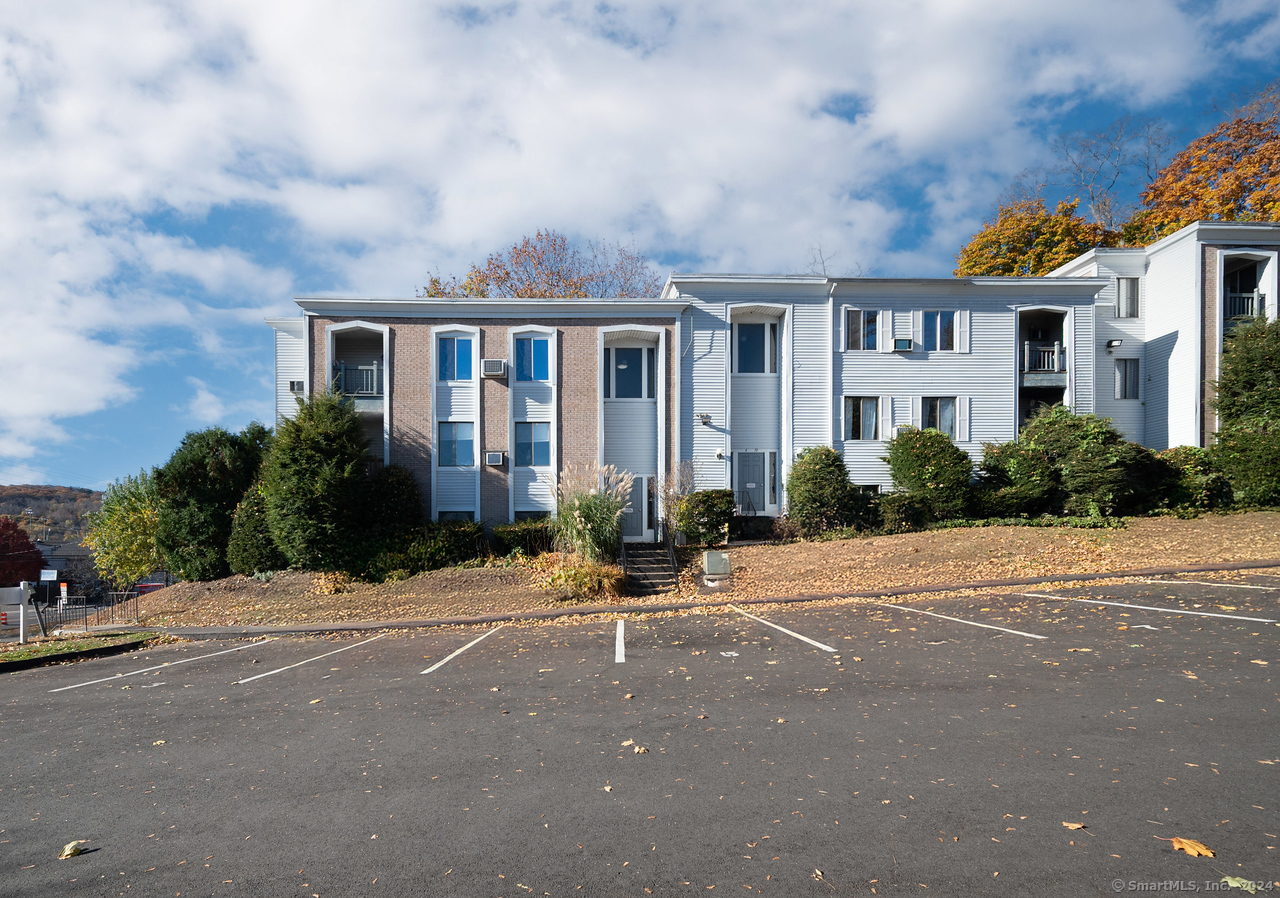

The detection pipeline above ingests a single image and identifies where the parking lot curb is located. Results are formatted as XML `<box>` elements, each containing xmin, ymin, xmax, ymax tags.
<box><xmin>156</xmin><ymin>556</ymin><xmax>1280</xmax><ymax>639</ymax></box>
<box><xmin>0</xmin><ymin>634</ymin><xmax>156</xmax><ymax>673</ymax></box>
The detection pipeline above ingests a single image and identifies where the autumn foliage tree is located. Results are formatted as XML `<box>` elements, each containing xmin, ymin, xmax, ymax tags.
<box><xmin>1124</xmin><ymin>117</ymin><xmax>1280</xmax><ymax>244</ymax></box>
<box><xmin>0</xmin><ymin>516</ymin><xmax>43</xmax><ymax>586</ymax></box>
<box><xmin>421</xmin><ymin>229</ymin><xmax>663</xmax><ymax>298</ymax></box>
<box><xmin>954</xmin><ymin>198</ymin><xmax>1116</xmax><ymax>277</ymax></box>
<box><xmin>84</xmin><ymin>471</ymin><xmax>164</xmax><ymax>588</ymax></box>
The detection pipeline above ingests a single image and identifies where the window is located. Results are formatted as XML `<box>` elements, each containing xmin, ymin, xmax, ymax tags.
<box><xmin>515</xmin><ymin>422</ymin><xmax>551</xmax><ymax>466</ymax></box>
<box><xmin>604</xmin><ymin>345</ymin><xmax>657</xmax><ymax>398</ymax></box>
<box><xmin>438</xmin><ymin>422</ymin><xmax>474</xmax><ymax>466</ymax></box>
<box><xmin>923</xmin><ymin>311</ymin><xmax>956</xmax><ymax>351</ymax></box>
<box><xmin>923</xmin><ymin>397</ymin><xmax>956</xmax><ymax>438</ymax></box>
<box><xmin>735</xmin><ymin>322</ymin><xmax>778</xmax><ymax>373</ymax></box>
<box><xmin>1117</xmin><ymin>278</ymin><xmax>1139</xmax><ymax>318</ymax></box>
<box><xmin>846</xmin><ymin>309</ymin><xmax>878</xmax><ymax>351</ymax></box>
<box><xmin>843</xmin><ymin>396</ymin><xmax>880</xmax><ymax>440</ymax></box>
<box><xmin>438</xmin><ymin>336</ymin><xmax>472</xmax><ymax>381</ymax></box>
<box><xmin>1115</xmin><ymin>358</ymin><xmax>1139</xmax><ymax>400</ymax></box>
<box><xmin>515</xmin><ymin>336</ymin><xmax>549</xmax><ymax>381</ymax></box>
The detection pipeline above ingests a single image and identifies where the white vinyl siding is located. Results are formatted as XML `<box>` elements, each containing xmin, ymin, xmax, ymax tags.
<box><xmin>789</xmin><ymin>299</ymin><xmax>829</xmax><ymax>451</ymax></box>
<box><xmin>273</xmin><ymin>325</ymin><xmax>305</xmax><ymax>423</ymax></box>
<box><xmin>603</xmin><ymin>399</ymin><xmax>658</xmax><ymax>477</ymax></box>
<box><xmin>435</xmin><ymin>470</ymin><xmax>475</xmax><ymax>513</ymax></box>
<box><xmin>683</xmin><ymin>305</ymin><xmax>730</xmax><ymax>490</ymax></box>
<box><xmin>512</xmin><ymin>469</ymin><xmax>554</xmax><ymax>514</ymax></box>
<box><xmin>730</xmin><ymin>373</ymin><xmax>780</xmax><ymax>451</ymax></box>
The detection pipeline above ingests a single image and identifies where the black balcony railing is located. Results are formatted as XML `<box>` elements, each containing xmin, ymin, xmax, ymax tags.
<box><xmin>332</xmin><ymin>361</ymin><xmax>383</xmax><ymax>396</ymax></box>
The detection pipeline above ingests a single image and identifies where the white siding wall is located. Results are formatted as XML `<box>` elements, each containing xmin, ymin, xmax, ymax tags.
<box><xmin>682</xmin><ymin>305</ymin><xmax>730</xmax><ymax>490</ymax></box>
<box><xmin>835</xmin><ymin>296</ymin><xmax>1020</xmax><ymax>489</ymax></box>
<box><xmin>603</xmin><ymin>400</ymin><xmax>658</xmax><ymax>476</ymax></box>
<box><xmin>789</xmin><ymin>299</ymin><xmax>830</xmax><ymax>452</ymax></box>
<box><xmin>274</xmin><ymin>328</ymin><xmax>305</xmax><ymax>423</ymax></box>
<box><xmin>513</xmin><ymin>469</ymin><xmax>554</xmax><ymax>513</ymax></box>
<box><xmin>730</xmin><ymin>374</ymin><xmax>780</xmax><ymax>450</ymax></box>
<box><xmin>436</xmin><ymin>470</ymin><xmax>475</xmax><ymax>511</ymax></box>
<box><xmin>1142</xmin><ymin>239</ymin><xmax>1201</xmax><ymax>448</ymax></box>
<box><xmin>1090</xmin><ymin>262</ymin><xmax>1146</xmax><ymax>443</ymax></box>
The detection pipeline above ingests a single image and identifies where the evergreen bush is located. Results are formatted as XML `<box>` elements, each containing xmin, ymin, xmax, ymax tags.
<box><xmin>877</xmin><ymin>493</ymin><xmax>930</xmax><ymax>533</ymax></box>
<box><xmin>154</xmin><ymin>423</ymin><xmax>271</xmax><ymax>581</ymax></box>
<box><xmin>262</xmin><ymin>391</ymin><xmax>369</xmax><ymax>572</ymax></box>
<box><xmin>1158</xmin><ymin>446</ymin><xmax>1233</xmax><ymax>512</ymax></box>
<box><xmin>676</xmin><ymin>489</ymin><xmax>735</xmax><ymax>545</ymax></box>
<box><xmin>1210</xmin><ymin>427</ymin><xmax>1280</xmax><ymax>507</ymax></box>
<box><xmin>227</xmin><ymin>482</ymin><xmax>288</xmax><ymax>575</ymax></box>
<box><xmin>364</xmin><ymin>521</ymin><xmax>486</xmax><ymax>581</ymax></box>
<box><xmin>493</xmin><ymin>518</ymin><xmax>556</xmax><ymax>556</ymax></box>
<box><xmin>884</xmin><ymin>427</ymin><xmax>973</xmax><ymax>521</ymax></box>
<box><xmin>1210</xmin><ymin>317</ymin><xmax>1280</xmax><ymax>507</ymax></box>
<box><xmin>785</xmin><ymin>446</ymin><xmax>867</xmax><ymax>537</ymax></box>
<box><xmin>976</xmin><ymin>405</ymin><xmax>1171</xmax><ymax>518</ymax></box>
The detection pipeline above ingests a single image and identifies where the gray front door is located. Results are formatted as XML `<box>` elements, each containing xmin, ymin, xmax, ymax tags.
<box><xmin>622</xmin><ymin>477</ymin><xmax>645</xmax><ymax>538</ymax></box>
<box><xmin>739</xmin><ymin>453</ymin><xmax>765</xmax><ymax>514</ymax></box>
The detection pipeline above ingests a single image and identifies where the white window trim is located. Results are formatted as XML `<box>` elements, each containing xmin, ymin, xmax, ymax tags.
<box><xmin>431</xmin><ymin>324</ymin><xmax>481</xmax><ymax>521</ymax></box>
<box><xmin>1115</xmin><ymin>277</ymin><xmax>1141</xmax><ymax>319</ymax></box>
<box><xmin>730</xmin><ymin>320</ymin><xmax>780</xmax><ymax>374</ymax></box>
<box><xmin>1114</xmin><ymin>358</ymin><xmax>1141</xmax><ymax>401</ymax></box>
<box><xmin>842</xmin><ymin>395</ymin><xmax>883</xmax><ymax>442</ymax></box>
<box><xmin>726</xmin><ymin>304</ymin><xmax>790</xmax><ymax>506</ymax></box>
<box><xmin>508</xmin><ymin>325</ymin><xmax>558</xmax><ymax>521</ymax></box>
<box><xmin>598</xmin><ymin>324</ymin><xmax>667</xmax><ymax>521</ymax></box>
<box><xmin>324</xmin><ymin>320</ymin><xmax>390</xmax><ymax>466</ymax></box>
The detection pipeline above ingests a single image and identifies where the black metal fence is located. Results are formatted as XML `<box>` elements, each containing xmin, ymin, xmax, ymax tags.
<box><xmin>35</xmin><ymin>591</ymin><xmax>139</xmax><ymax>632</ymax></box>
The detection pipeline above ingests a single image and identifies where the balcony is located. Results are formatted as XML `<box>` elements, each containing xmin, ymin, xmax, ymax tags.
<box><xmin>1225</xmin><ymin>290</ymin><xmax>1264</xmax><ymax>328</ymax></box>
<box><xmin>332</xmin><ymin>361</ymin><xmax>383</xmax><ymax>397</ymax></box>
<box><xmin>1020</xmin><ymin>341</ymin><xmax>1067</xmax><ymax>387</ymax></box>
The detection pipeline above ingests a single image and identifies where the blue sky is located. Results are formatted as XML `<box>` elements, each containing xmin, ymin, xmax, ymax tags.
<box><xmin>3</xmin><ymin>0</ymin><xmax>1280</xmax><ymax>489</ymax></box>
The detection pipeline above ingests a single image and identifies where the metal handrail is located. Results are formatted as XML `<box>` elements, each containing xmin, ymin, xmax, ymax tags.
<box><xmin>619</xmin><ymin>534</ymin><xmax>628</xmax><ymax>580</ymax></box>
<box><xmin>661</xmin><ymin>518</ymin><xmax>677</xmax><ymax>579</ymax></box>
<box><xmin>332</xmin><ymin>361</ymin><xmax>384</xmax><ymax>396</ymax></box>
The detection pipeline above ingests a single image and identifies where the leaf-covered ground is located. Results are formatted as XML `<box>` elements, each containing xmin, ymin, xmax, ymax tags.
<box><xmin>134</xmin><ymin>512</ymin><xmax>1280</xmax><ymax>628</ymax></box>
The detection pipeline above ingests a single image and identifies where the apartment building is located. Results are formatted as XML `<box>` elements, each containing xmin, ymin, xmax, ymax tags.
<box><xmin>268</xmin><ymin>220</ymin><xmax>1279</xmax><ymax>528</ymax></box>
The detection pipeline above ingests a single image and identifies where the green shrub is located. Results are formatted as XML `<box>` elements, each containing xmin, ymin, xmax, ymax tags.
<box><xmin>154</xmin><ymin>423</ymin><xmax>271</xmax><ymax>580</ymax></box>
<box><xmin>976</xmin><ymin>405</ymin><xmax>1172</xmax><ymax>518</ymax></box>
<box><xmin>366</xmin><ymin>465</ymin><xmax>424</xmax><ymax>538</ymax></box>
<box><xmin>227</xmin><ymin>482</ymin><xmax>288</xmax><ymax>575</ymax></box>
<box><xmin>554</xmin><ymin>464</ymin><xmax>632</xmax><ymax>563</ymax></box>
<box><xmin>364</xmin><ymin>521</ymin><xmax>486</xmax><ymax>581</ymax></box>
<box><xmin>262</xmin><ymin>391</ymin><xmax>370</xmax><ymax>572</ymax></box>
<box><xmin>493</xmin><ymin>518</ymin><xmax>556</xmax><ymax>556</ymax></box>
<box><xmin>878</xmin><ymin>492</ymin><xmax>930</xmax><ymax>533</ymax></box>
<box><xmin>1159</xmin><ymin>446</ymin><xmax>1233</xmax><ymax>512</ymax></box>
<box><xmin>884</xmin><ymin>427</ymin><xmax>972</xmax><ymax>521</ymax></box>
<box><xmin>785</xmin><ymin>446</ymin><xmax>867</xmax><ymax>537</ymax></box>
<box><xmin>1210</xmin><ymin>426</ymin><xmax>1280</xmax><ymax>507</ymax></box>
<box><xmin>677</xmin><ymin>489</ymin><xmax>735</xmax><ymax>545</ymax></box>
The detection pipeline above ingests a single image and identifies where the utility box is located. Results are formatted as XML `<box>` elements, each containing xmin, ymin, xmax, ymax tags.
<box><xmin>703</xmin><ymin>551</ymin><xmax>731</xmax><ymax>577</ymax></box>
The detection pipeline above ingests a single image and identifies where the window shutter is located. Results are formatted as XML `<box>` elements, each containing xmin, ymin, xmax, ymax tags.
<box><xmin>879</xmin><ymin>395</ymin><xmax>892</xmax><ymax>439</ymax></box>
<box><xmin>910</xmin><ymin>396</ymin><xmax>922</xmax><ymax>429</ymax></box>
<box><xmin>912</xmin><ymin>310</ymin><xmax>923</xmax><ymax>349</ymax></box>
<box><xmin>957</xmin><ymin>310</ymin><xmax>970</xmax><ymax>353</ymax></box>
<box><xmin>878</xmin><ymin>310</ymin><xmax>892</xmax><ymax>353</ymax></box>
<box><xmin>957</xmin><ymin>396</ymin><xmax>970</xmax><ymax>441</ymax></box>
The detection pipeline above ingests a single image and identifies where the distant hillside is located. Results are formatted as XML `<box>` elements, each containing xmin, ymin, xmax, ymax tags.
<box><xmin>0</xmin><ymin>484</ymin><xmax>102</xmax><ymax>543</ymax></box>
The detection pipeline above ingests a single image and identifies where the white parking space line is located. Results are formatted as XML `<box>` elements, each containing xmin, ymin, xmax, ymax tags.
<box><xmin>1038</xmin><ymin>596</ymin><xmax>1276</xmax><ymax>623</ymax></box>
<box><xmin>874</xmin><ymin>603</ymin><xmax>1047</xmax><ymax>639</ymax></box>
<box><xmin>615</xmin><ymin>620</ymin><xmax>625</xmax><ymax>664</ymax></box>
<box><xmin>49</xmin><ymin>639</ymin><xmax>280</xmax><ymax>693</ymax></box>
<box><xmin>1139</xmin><ymin>578</ymin><xmax>1280</xmax><ymax>592</ymax></box>
<box><xmin>729</xmin><ymin>606</ymin><xmax>837</xmax><ymax>652</ymax></box>
<box><xmin>420</xmin><ymin>626</ymin><xmax>503</xmax><ymax>675</ymax></box>
<box><xmin>237</xmin><ymin>634</ymin><xmax>386</xmax><ymax>684</ymax></box>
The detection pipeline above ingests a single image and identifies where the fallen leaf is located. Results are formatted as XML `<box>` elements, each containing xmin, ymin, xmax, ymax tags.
<box><xmin>776</xmin><ymin>719</ymin><xmax>787</xmax><ymax>724</ymax></box>
<box><xmin>603</xmin><ymin>786</ymin><xmax>613</xmax><ymax>792</ymax></box>
<box><xmin>153</xmin><ymin>740</ymin><xmax>165</xmax><ymax>745</ymax></box>
<box><xmin>624</xmin><ymin>694</ymin><xmax>635</xmax><ymax>700</ymax></box>
<box><xmin>1251</xmin><ymin>660</ymin><xmax>1268</xmax><ymax>666</ymax></box>
<box><xmin>309</xmin><ymin>699</ymin><xmax>323</xmax><ymax>704</ymax></box>
<box><xmin>1063</xmin><ymin>822</ymin><xmax>1086</xmax><ymax>830</ymax></box>
<box><xmin>58</xmin><ymin>840</ymin><xmax>89</xmax><ymax>859</ymax></box>
<box><xmin>621</xmin><ymin>739</ymin><xmax>635</xmax><ymax>746</ymax></box>
<box><xmin>1220</xmin><ymin>876</ymin><xmax>1260</xmax><ymax>893</ymax></box>
<box><xmin>1157</xmin><ymin>836</ymin><xmax>1215</xmax><ymax>857</ymax></box>
<box><xmin>634</xmin><ymin>746</ymin><xmax>649</xmax><ymax>754</ymax></box>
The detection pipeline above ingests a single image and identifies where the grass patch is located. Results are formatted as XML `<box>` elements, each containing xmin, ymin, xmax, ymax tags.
<box><xmin>0</xmin><ymin>632</ymin><xmax>154</xmax><ymax>663</ymax></box>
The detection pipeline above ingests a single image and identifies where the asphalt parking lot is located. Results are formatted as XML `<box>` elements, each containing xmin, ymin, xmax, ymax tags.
<box><xmin>2</xmin><ymin>573</ymin><xmax>1277</xmax><ymax>896</ymax></box>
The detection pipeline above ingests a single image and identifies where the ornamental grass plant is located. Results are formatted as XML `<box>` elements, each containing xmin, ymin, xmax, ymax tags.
<box><xmin>552</xmin><ymin>463</ymin><xmax>634</xmax><ymax>563</ymax></box>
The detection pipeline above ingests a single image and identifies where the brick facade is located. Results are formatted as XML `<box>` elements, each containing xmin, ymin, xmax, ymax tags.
<box><xmin>309</xmin><ymin>314</ymin><xmax>676</xmax><ymax>527</ymax></box>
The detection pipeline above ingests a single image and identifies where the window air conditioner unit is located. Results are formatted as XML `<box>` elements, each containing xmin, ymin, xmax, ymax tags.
<box><xmin>481</xmin><ymin>359</ymin><xmax>507</xmax><ymax>378</ymax></box>
<box><xmin>892</xmin><ymin>338</ymin><xmax>913</xmax><ymax>352</ymax></box>
<box><xmin>288</xmin><ymin>380</ymin><xmax>305</xmax><ymax>393</ymax></box>
<box><xmin>485</xmin><ymin>452</ymin><xmax>505</xmax><ymax>466</ymax></box>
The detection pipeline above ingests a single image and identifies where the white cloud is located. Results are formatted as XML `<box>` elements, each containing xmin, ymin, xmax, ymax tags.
<box><xmin>0</xmin><ymin>0</ymin><xmax>1276</xmax><ymax>470</ymax></box>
